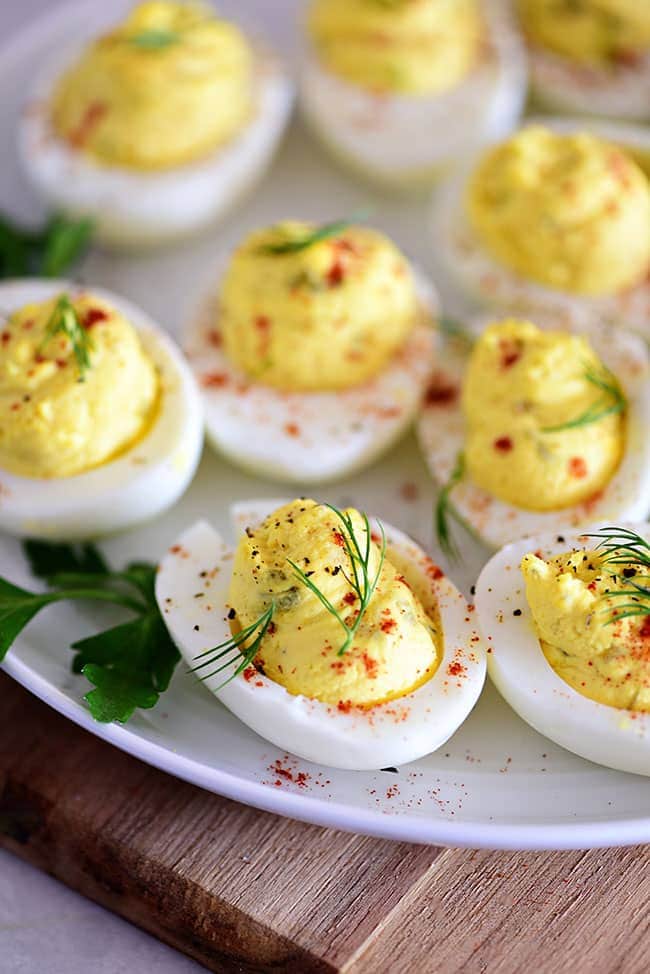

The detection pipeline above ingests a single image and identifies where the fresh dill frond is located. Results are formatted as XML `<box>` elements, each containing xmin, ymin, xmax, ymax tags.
<box><xmin>257</xmin><ymin>212</ymin><xmax>369</xmax><ymax>256</ymax></box>
<box><xmin>289</xmin><ymin>504</ymin><xmax>386</xmax><ymax>656</ymax></box>
<box><xmin>39</xmin><ymin>293</ymin><xmax>94</xmax><ymax>382</ymax></box>
<box><xmin>584</xmin><ymin>526</ymin><xmax>650</xmax><ymax>625</ymax></box>
<box><xmin>542</xmin><ymin>365</ymin><xmax>627</xmax><ymax>433</ymax></box>
<box><xmin>436</xmin><ymin>315</ymin><xmax>474</xmax><ymax>347</ymax></box>
<box><xmin>190</xmin><ymin>603</ymin><xmax>275</xmax><ymax>687</ymax></box>
<box><xmin>127</xmin><ymin>29</ymin><xmax>180</xmax><ymax>50</ymax></box>
<box><xmin>434</xmin><ymin>452</ymin><xmax>466</xmax><ymax>561</ymax></box>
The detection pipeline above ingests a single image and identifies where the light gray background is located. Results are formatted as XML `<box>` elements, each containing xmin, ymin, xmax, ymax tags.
<box><xmin>0</xmin><ymin>3</ymin><xmax>299</xmax><ymax>972</ymax></box>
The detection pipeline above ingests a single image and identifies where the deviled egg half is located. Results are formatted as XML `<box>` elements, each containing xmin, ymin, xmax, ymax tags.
<box><xmin>517</xmin><ymin>0</ymin><xmax>650</xmax><ymax>120</ymax></box>
<box><xmin>416</xmin><ymin>316</ymin><xmax>650</xmax><ymax>551</ymax></box>
<box><xmin>298</xmin><ymin>0</ymin><xmax>526</xmax><ymax>187</ymax></box>
<box><xmin>476</xmin><ymin>524</ymin><xmax>650</xmax><ymax>776</ymax></box>
<box><xmin>156</xmin><ymin>497</ymin><xmax>486</xmax><ymax>770</ymax></box>
<box><xmin>433</xmin><ymin>121</ymin><xmax>650</xmax><ymax>338</ymax></box>
<box><xmin>185</xmin><ymin>219</ymin><xmax>438</xmax><ymax>483</ymax></box>
<box><xmin>19</xmin><ymin>1</ymin><xmax>293</xmax><ymax>248</ymax></box>
<box><xmin>0</xmin><ymin>279</ymin><xmax>202</xmax><ymax>539</ymax></box>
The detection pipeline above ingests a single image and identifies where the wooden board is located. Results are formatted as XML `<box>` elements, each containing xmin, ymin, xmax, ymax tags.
<box><xmin>1</xmin><ymin>671</ymin><xmax>648</xmax><ymax>974</ymax></box>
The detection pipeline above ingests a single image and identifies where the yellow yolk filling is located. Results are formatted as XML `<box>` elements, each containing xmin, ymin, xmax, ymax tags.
<box><xmin>467</xmin><ymin>126</ymin><xmax>650</xmax><ymax>297</ymax></box>
<box><xmin>518</xmin><ymin>0</ymin><xmax>650</xmax><ymax>67</ymax></box>
<box><xmin>0</xmin><ymin>294</ymin><xmax>158</xmax><ymax>477</ymax></box>
<box><xmin>522</xmin><ymin>548</ymin><xmax>650</xmax><ymax>711</ymax></box>
<box><xmin>462</xmin><ymin>320</ymin><xmax>624</xmax><ymax>511</ymax></box>
<box><xmin>219</xmin><ymin>223</ymin><xmax>421</xmax><ymax>392</ymax></box>
<box><xmin>52</xmin><ymin>1</ymin><xmax>253</xmax><ymax>170</ymax></box>
<box><xmin>308</xmin><ymin>0</ymin><xmax>482</xmax><ymax>96</ymax></box>
<box><xmin>227</xmin><ymin>499</ymin><xmax>441</xmax><ymax>707</ymax></box>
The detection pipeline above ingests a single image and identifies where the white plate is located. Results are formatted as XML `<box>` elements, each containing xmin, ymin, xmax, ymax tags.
<box><xmin>1</xmin><ymin>0</ymin><xmax>650</xmax><ymax>851</ymax></box>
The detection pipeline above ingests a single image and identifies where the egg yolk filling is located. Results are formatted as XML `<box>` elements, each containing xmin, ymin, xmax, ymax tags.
<box><xmin>522</xmin><ymin>548</ymin><xmax>650</xmax><ymax>711</ymax></box>
<box><xmin>466</xmin><ymin>126</ymin><xmax>650</xmax><ymax>297</ymax></box>
<box><xmin>308</xmin><ymin>0</ymin><xmax>482</xmax><ymax>96</ymax></box>
<box><xmin>219</xmin><ymin>223</ymin><xmax>421</xmax><ymax>392</ymax></box>
<box><xmin>52</xmin><ymin>1</ymin><xmax>253</xmax><ymax>170</ymax></box>
<box><xmin>227</xmin><ymin>499</ymin><xmax>441</xmax><ymax>707</ymax></box>
<box><xmin>461</xmin><ymin>320</ymin><xmax>625</xmax><ymax>511</ymax></box>
<box><xmin>518</xmin><ymin>0</ymin><xmax>650</xmax><ymax>67</ymax></box>
<box><xmin>0</xmin><ymin>294</ymin><xmax>158</xmax><ymax>478</ymax></box>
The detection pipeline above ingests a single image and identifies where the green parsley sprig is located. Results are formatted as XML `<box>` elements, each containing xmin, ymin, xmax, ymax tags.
<box><xmin>0</xmin><ymin>540</ymin><xmax>180</xmax><ymax>723</ymax></box>
<box><xmin>434</xmin><ymin>452</ymin><xmax>466</xmax><ymax>561</ymax></box>
<box><xmin>542</xmin><ymin>365</ymin><xmax>627</xmax><ymax>433</ymax></box>
<box><xmin>39</xmin><ymin>293</ymin><xmax>94</xmax><ymax>381</ymax></box>
<box><xmin>0</xmin><ymin>212</ymin><xmax>93</xmax><ymax>279</ymax></box>
<box><xmin>585</xmin><ymin>527</ymin><xmax>650</xmax><ymax>625</ymax></box>
<box><xmin>257</xmin><ymin>213</ymin><xmax>369</xmax><ymax>256</ymax></box>
<box><xmin>192</xmin><ymin>504</ymin><xmax>386</xmax><ymax>691</ymax></box>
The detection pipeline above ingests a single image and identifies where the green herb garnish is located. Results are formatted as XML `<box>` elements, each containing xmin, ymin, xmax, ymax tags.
<box><xmin>437</xmin><ymin>315</ymin><xmax>474</xmax><ymax>347</ymax></box>
<box><xmin>191</xmin><ymin>504</ymin><xmax>386</xmax><ymax>690</ymax></box>
<box><xmin>189</xmin><ymin>603</ymin><xmax>275</xmax><ymax>685</ymax></box>
<box><xmin>542</xmin><ymin>365</ymin><xmax>627</xmax><ymax>433</ymax></box>
<box><xmin>0</xmin><ymin>212</ymin><xmax>93</xmax><ymax>280</ymax></box>
<box><xmin>585</xmin><ymin>527</ymin><xmax>650</xmax><ymax>625</ymax></box>
<box><xmin>258</xmin><ymin>216</ymin><xmax>365</xmax><ymax>256</ymax></box>
<box><xmin>127</xmin><ymin>28</ymin><xmax>180</xmax><ymax>50</ymax></box>
<box><xmin>1</xmin><ymin>540</ymin><xmax>180</xmax><ymax>723</ymax></box>
<box><xmin>290</xmin><ymin>504</ymin><xmax>386</xmax><ymax>657</ymax></box>
<box><xmin>39</xmin><ymin>293</ymin><xmax>94</xmax><ymax>381</ymax></box>
<box><xmin>434</xmin><ymin>452</ymin><xmax>466</xmax><ymax>561</ymax></box>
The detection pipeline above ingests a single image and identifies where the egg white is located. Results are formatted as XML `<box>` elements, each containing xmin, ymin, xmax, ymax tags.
<box><xmin>18</xmin><ymin>34</ymin><xmax>293</xmax><ymax>249</ymax></box>
<box><xmin>184</xmin><ymin>265</ymin><xmax>439</xmax><ymax>484</ymax></box>
<box><xmin>297</xmin><ymin>0</ymin><xmax>526</xmax><ymax>188</ymax></box>
<box><xmin>475</xmin><ymin>524</ymin><xmax>650</xmax><ymax>776</ymax></box>
<box><xmin>416</xmin><ymin>317</ymin><xmax>650</xmax><ymax>551</ymax></box>
<box><xmin>528</xmin><ymin>44</ymin><xmax>650</xmax><ymax>121</ymax></box>
<box><xmin>431</xmin><ymin>117</ymin><xmax>650</xmax><ymax>340</ymax></box>
<box><xmin>0</xmin><ymin>279</ymin><xmax>203</xmax><ymax>540</ymax></box>
<box><xmin>155</xmin><ymin>498</ymin><xmax>486</xmax><ymax>771</ymax></box>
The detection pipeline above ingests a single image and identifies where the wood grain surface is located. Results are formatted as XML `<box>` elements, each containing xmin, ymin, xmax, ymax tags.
<box><xmin>0</xmin><ymin>672</ymin><xmax>647</xmax><ymax>974</ymax></box>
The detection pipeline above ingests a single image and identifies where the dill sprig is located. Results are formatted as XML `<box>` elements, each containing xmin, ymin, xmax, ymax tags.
<box><xmin>127</xmin><ymin>29</ymin><xmax>180</xmax><ymax>50</ymax></box>
<box><xmin>190</xmin><ymin>603</ymin><xmax>275</xmax><ymax>685</ymax></box>
<box><xmin>39</xmin><ymin>293</ymin><xmax>93</xmax><ymax>382</ymax></box>
<box><xmin>436</xmin><ymin>315</ymin><xmax>474</xmax><ymax>347</ymax></box>
<box><xmin>191</xmin><ymin>504</ymin><xmax>386</xmax><ymax>690</ymax></box>
<box><xmin>434</xmin><ymin>452</ymin><xmax>465</xmax><ymax>561</ymax></box>
<box><xmin>542</xmin><ymin>365</ymin><xmax>627</xmax><ymax>433</ymax></box>
<box><xmin>585</xmin><ymin>527</ymin><xmax>650</xmax><ymax>624</ymax></box>
<box><xmin>289</xmin><ymin>505</ymin><xmax>386</xmax><ymax>656</ymax></box>
<box><xmin>257</xmin><ymin>214</ymin><xmax>368</xmax><ymax>256</ymax></box>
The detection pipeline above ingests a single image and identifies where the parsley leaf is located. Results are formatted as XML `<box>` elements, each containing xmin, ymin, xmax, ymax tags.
<box><xmin>0</xmin><ymin>212</ymin><xmax>93</xmax><ymax>280</ymax></box>
<box><xmin>0</xmin><ymin>541</ymin><xmax>180</xmax><ymax>724</ymax></box>
<box><xmin>0</xmin><ymin>578</ymin><xmax>53</xmax><ymax>658</ymax></box>
<box><xmin>24</xmin><ymin>539</ymin><xmax>108</xmax><ymax>579</ymax></box>
<box><xmin>40</xmin><ymin>214</ymin><xmax>94</xmax><ymax>278</ymax></box>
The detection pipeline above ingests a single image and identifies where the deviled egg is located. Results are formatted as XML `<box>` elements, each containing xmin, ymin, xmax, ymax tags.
<box><xmin>19</xmin><ymin>1</ymin><xmax>293</xmax><ymax>247</ymax></box>
<box><xmin>0</xmin><ymin>279</ymin><xmax>202</xmax><ymax>539</ymax></box>
<box><xmin>433</xmin><ymin>122</ymin><xmax>650</xmax><ymax>337</ymax></box>
<box><xmin>518</xmin><ymin>0</ymin><xmax>650</xmax><ymax>120</ymax></box>
<box><xmin>476</xmin><ymin>524</ymin><xmax>650</xmax><ymax>775</ymax></box>
<box><xmin>298</xmin><ymin>0</ymin><xmax>526</xmax><ymax>187</ymax></box>
<box><xmin>185</xmin><ymin>219</ymin><xmax>438</xmax><ymax>483</ymax></box>
<box><xmin>156</xmin><ymin>497</ymin><xmax>486</xmax><ymax>770</ymax></box>
<box><xmin>416</xmin><ymin>317</ymin><xmax>650</xmax><ymax>551</ymax></box>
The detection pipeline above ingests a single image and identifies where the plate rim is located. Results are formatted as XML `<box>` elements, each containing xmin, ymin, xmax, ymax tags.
<box><xmin>3</xmin><ymin>0</ymin><xmax>650</xmax><ymax>852</ymax></box>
